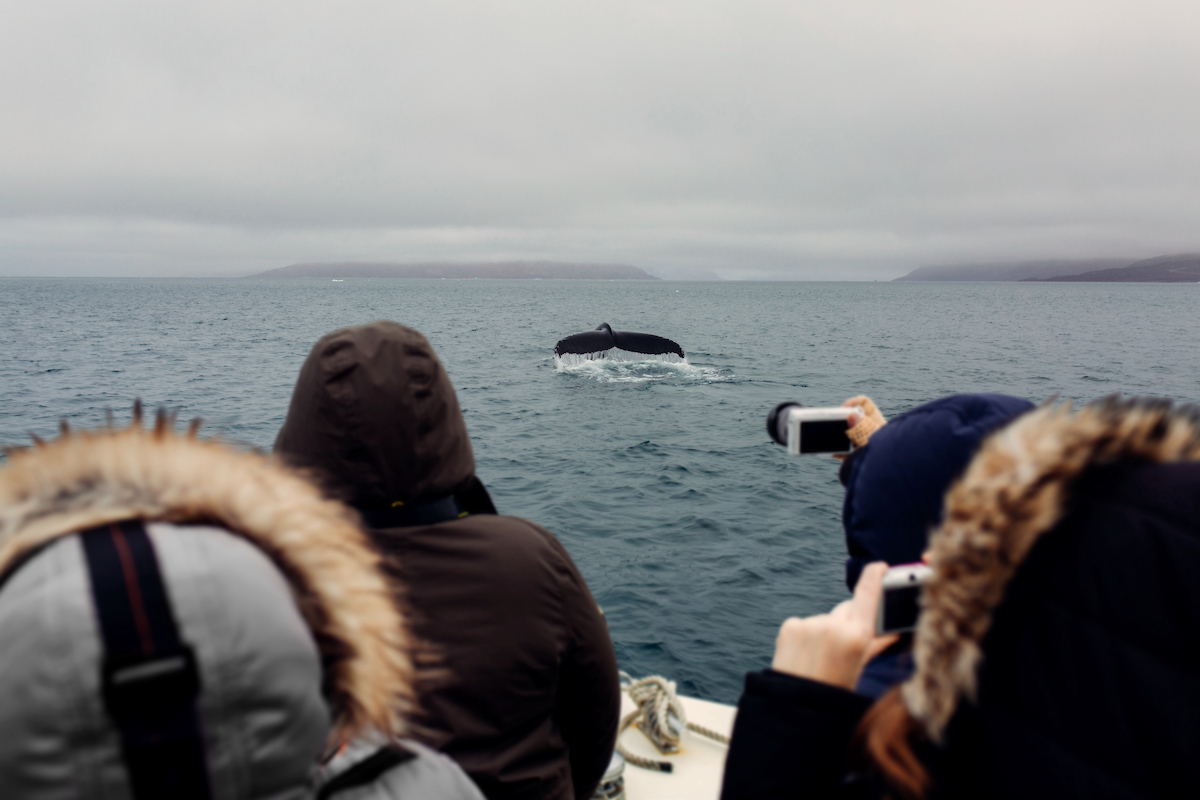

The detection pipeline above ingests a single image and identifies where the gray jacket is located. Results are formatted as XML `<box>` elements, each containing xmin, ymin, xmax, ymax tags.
<box><xmin>0</xmin><ymin>420</ymin><xmax>482</xmax><ymax>799</ymax></box>
<box><xmin>320</xmin><ymin>739</ymin><xmax>484</xmax><ymax>800</ymax></box>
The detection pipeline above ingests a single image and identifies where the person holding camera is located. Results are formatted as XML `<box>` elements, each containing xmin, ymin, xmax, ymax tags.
<box><xmin>831</xmin><ymin>393</ymin><xmax>1035</xmax><ymax>696</ymax></box>
<box><xmin>724</xmin><ymin>397</ymin><xmax>1200</xmax><ymax>799</ymax></box>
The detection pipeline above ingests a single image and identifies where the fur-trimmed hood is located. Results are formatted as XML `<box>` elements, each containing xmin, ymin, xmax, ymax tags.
<box><xmin>0</xmin><ymin>417</ymin><xmax>416</xmax><ymax>745</ymax></box>
<box><xmin>902</xmin><ymin>397</ymin><xmax>1200</xmax><ymax>742</ymax></box>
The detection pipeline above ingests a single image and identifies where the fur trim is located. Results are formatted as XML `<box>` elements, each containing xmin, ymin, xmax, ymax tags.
<box><xmin>902</xmin><ymin>397</ymin><xmax>1200</xmax><ymax>742</ymax></box>
<box><xmin>0</xmin><ymin>419</ymin><xmax>416</xmax><ymax>744</ymax></box>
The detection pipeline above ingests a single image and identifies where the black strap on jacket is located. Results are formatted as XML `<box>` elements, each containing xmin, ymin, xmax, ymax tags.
<box><xmin>358</xmin><ymin>495</ymin><xmax>468</xmax><ymax>529</ymax></box>
<box><xmin>316</xmin><ymin>745</ymin><xmax>416</xmax><ymax>800</ymax></box>
<box><xmin>80</xmin><ymin>520</ymin><xmax>212</xmax><ymax>800</ymax></box>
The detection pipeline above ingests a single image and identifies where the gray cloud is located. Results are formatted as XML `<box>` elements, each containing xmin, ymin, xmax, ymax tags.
<box><xmin>3</xmin><ymin>1</ymin><xmax>1199</xmax><ymax>278</ymax></box>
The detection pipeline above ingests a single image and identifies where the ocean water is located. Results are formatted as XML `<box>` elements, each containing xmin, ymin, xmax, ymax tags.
<box><xmin>3</xmin><ymin>278</ymin><xmax>1199</xmax><ymax>703</ymax></box>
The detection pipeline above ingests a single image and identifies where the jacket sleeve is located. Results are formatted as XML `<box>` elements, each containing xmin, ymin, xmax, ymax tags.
<box><xmin>720</xmin><ymin>670</ymin><xmax>873</xmax><ymax>800</ymax></box>
<box><xmin>546</xmin><ymin>535</ymin><xmax>621</xmax><ymax>800</ymax></box>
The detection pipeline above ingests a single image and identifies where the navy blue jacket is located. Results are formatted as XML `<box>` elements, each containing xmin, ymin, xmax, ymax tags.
<box><xmin>839</xmin><ymin>394</ymin><xmax>1034</xmax><ymax>591</ymax></box>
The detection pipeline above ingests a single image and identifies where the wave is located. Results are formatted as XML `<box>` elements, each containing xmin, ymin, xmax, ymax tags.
<box><xmin>554</xmin><ymin>350</ymin><xmax>732</xmax><ymax>384</ymax></box>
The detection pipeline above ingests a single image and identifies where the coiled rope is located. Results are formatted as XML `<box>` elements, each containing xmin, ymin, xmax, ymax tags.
<box><xmin>616</xmin><ymin>672</ymin><xmax>730</xmax><ymax>774</ymax></box>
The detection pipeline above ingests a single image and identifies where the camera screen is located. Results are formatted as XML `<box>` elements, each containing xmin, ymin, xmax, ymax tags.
<box><xmin>880</xmin><ymin>585</ymin><xmax>922</xmax><ymax>633</ymax></box>
<box><xmin>799</xmin><ymin>419</ymin><xmax>851</xmax><ymax>453</ymax></box>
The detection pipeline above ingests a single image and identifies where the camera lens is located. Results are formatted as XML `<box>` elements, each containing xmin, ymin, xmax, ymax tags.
<box><xmin>766</xmin><ymin>402</ymin><xmax>802</xmax><ymax>446</ymax></box>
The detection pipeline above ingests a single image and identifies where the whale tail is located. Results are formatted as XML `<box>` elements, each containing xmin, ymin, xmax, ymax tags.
<box><xmin>554</xmin><ymin>323</ymin><xmax>684</xmax><ymax>359</ymax></box>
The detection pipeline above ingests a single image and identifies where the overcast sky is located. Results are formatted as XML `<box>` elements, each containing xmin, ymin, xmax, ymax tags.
<box><xmin>3</xmin><ymin>1</ymin><xmax>1199</xmax><ymax>279</ymax></box>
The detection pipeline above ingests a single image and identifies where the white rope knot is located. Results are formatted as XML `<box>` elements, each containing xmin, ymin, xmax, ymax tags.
<box><xmin>626</xmin><ymin>675</ymin><xmax>687</xmax><ymax>752</ymax></box>
<box><xmin>616</xmin><ymin>671</ymin><xmax>729</xmax><ymax>774</ymax></box>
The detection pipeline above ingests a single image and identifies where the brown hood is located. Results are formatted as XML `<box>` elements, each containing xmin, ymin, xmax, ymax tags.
<box><xmin>275</xmin><ymin>321</ymin><xmax>478</xmax><ymax>509</ymax></box>
<box><xmin>0</xmin><ymin>417</ymin><xmax>416</xmax><ymax>745</ymax></box>
<box><xmin>903</xmin><ymin>397</ymin><xmax>1200</xmax><ymax>743</ymax></box>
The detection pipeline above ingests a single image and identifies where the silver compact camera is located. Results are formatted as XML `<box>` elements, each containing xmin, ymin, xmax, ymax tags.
<box><xmin>876</xmin><ymin>563</ymin><xmax>932</xmax><ymax>635</ymax></box>
<box><xmin>766</xmin><ymin>403</ymin><xmax>863</xmax><ymax>455</ymax></box>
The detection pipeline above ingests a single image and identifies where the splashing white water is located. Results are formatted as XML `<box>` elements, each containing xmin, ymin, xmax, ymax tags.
<box><xmin>554</xmin><ymin>350</ymin><xmax>731</xmax><ymax>383</ymax></box>
<box><xmin>557</xmin><ymin>350</ymin><xmax>685</xmax><ymax>366</ymax></box>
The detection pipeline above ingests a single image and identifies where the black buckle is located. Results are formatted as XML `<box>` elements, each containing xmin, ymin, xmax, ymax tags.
<box><xmin>103</xmin><ymin>647</ymin><xmax>201</xmax><ymax>724</ymax></box>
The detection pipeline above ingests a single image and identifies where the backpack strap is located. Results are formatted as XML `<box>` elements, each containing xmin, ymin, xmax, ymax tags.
<box><xmin>81</xmin><ymin>520</ymin><xmax>212</xmax><ymax>800</ymax></box>
<box><xmin>317</xmin><ymin>744</ymin><xmax>416</xmax><ymax>800</ymax></box>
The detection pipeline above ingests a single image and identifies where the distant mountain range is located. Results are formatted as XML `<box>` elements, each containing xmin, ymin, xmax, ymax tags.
<box><xmin>896</xmin><ymin>254</ymin><xmax>1200</xmax><ymax>282</ymax></box>
<box><xmin>250</xmin><ymin>261</ymin><xmax>658</xmax><ymax>280</ymax></box>
<box><xmin>895</xmin><ymin>258</ymin><xmax>1133</xmax><ymax>282</ymax></box>
<box><xmin>1029</xmin><ymin>253</ymin><xmax>1200</xmax><ymax>282</ymax></box>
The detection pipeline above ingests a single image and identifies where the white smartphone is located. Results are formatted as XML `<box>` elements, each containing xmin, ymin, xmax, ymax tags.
<box><xmin>876</xmin><ymin>563</ymin><xmax>933</xmax><ymax>635</ymax></box>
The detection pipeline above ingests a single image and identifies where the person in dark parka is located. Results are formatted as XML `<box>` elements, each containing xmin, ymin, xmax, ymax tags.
<box><xmin>722</xmin><ymin>398</ymin><xmax>1200</xmax><ymax>800</ymax></box>
<box><xmin>838</xmin><ymin>393</ymin><xmax>1034</xmax><ymax>696</ymax></box>
<box><xmin>275</xmin><ymin>321</ymin><xmax>620</xmax><ymax>800</ymax></box>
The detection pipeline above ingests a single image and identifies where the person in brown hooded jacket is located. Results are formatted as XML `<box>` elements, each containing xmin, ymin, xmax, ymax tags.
<box><xmin>275</xmin><ymin>321</ymin><xmax>621</xmax><ymax>800</ymax></box>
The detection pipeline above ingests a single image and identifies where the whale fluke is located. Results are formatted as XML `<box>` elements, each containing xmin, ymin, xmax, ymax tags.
<box><xmin>554</xmin><ymin>323</ymin><xmax>685</xmax><ymax>359</ymax></box>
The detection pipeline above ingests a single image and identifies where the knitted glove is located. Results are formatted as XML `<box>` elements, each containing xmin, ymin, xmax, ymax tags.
<box><xmin>842</xmin><ymin>395</ymin><xmax>886</xmax><ymax>448</ymax></box>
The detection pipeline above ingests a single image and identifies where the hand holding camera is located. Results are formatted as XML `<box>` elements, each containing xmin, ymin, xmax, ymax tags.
<box><xmin>771</xmin><ymin>562</ymin><xmax>900</xmax><ymax>690</ymax></box>
<box><xmin>766</xmin><ymin>404</ymin><xmax>864</xmax><ymax>455</ymax></box>
<box><xmin>767</xmin><ymin>396</ymin><xmax>888</xmax><ymax>456</ymax></box>
<box><xmin>765</xmin><ymin>396</ymin><xmax>930</xmax><ymax>689</ymax></box>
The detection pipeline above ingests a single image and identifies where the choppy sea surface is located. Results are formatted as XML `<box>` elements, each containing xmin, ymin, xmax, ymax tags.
<box><xmin>3</xmin><ymin>278</ymin><xmax>1199</xmax><ymax>703</ymax></box>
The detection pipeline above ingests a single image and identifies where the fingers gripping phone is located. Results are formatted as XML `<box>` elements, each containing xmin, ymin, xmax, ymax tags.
<box><xmin>876</xmin><ymin>564</ymin><xmax>932</xmax><ymax>635</ymax></box>
<box><xmin>767</xmin><ymin>404</ymin><xmax>863</xmax><ymax>455</ymax></box>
